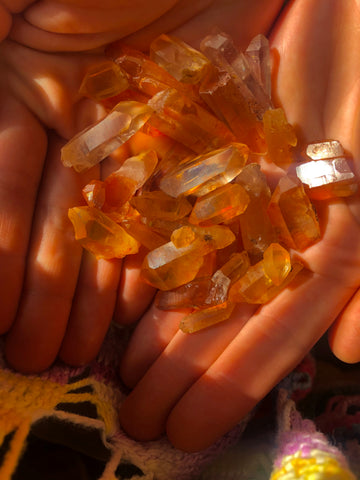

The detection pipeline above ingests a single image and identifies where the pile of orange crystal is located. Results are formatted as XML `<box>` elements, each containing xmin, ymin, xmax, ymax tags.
<box><xmin>61</xmin><ymin>32</ymin><xmax>358</xmax><ymax>333</ymax></box>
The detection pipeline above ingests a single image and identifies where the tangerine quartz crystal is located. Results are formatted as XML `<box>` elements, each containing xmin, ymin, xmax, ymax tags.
<box><xmin>263</xmin><ymin>108</ymin><xmax>297</xmax><ymax>167</ymax></box>
<box><xmin>68</xmin><ymin>206</ymin><xmax>140</xmax><ymax>259</ymax></box>
<box><xmin>64</xmin><ymin>32</ymin><xmax>358</xmax><ymax>333</ymax></box>
<box><xmin>149</xmin><ymin>33</ymin><xmax>210</xmax><ymax>84</ymax></box>
<box><xmin>267</xmin><ymin>175</ymin><xmax>321</xmax><ymax>251</ymax></box>
<box><xmin>296</xmin><ymin>141</ymin><xmax>357</xmax><ymax>200</ymax></box>
<box><xmin>159</xmin><ymin>143</ymin><xmax>249</xmax><ymax>197</ymax></box>
<box><xmin>61</xmin><ymin>101</ymin><xmax>153</xmax><ymax>172</ymax></box>
<box><xmin>79</xmin><ymin>61</ymin><xmax>129</xmax><ymax>101</ymax></box>
<box><xmin>148</xmin><ymin>88</ymin><xmax>236</xmax><ymax>153</ymax></box>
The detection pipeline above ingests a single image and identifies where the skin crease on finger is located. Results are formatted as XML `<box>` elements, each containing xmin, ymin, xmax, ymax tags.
<box><xmin>118</xmin><ymin>0</ymin><xmax>360</xmax><ymax>451</ymax></box>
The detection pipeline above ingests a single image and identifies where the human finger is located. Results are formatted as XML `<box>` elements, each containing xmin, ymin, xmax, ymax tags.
<box><xmin>59</xmin><ymin>252</ymin><xmax>121</xmax><ymax>366</ymax></box>
<box><xmin>119</xmin><ymin>304</ymin><xmax>257</xmax><ymax>439</ymax></box>
<box><xmin>328</xmin><ymin>288</ymin><xmax>360</xmax><ymax>364</ymax></box>
<box><xmin>165</xmin><ymin>271</ymin><xmax>354</xmax><ymax>452</ymax></box>
<box><xmin>114</xmin><ymin>247</ymin><xmax>156</xmax><ymax>326</ymax></box>
<box><xmin>0</xmin><ymin>94</ymin><xmax>47</xmax><ymax>334</ymax></box>
<box><xmin>4</xmin><ymin>135</ymin><xmax>94</xmax><ymax>373</ymax></box>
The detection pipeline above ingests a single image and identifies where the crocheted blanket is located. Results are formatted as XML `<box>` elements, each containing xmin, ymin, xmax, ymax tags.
<box><xmin>0</xmin><ymin>327</ymin><xmax>359</xmax><ymax>480</ymax></box>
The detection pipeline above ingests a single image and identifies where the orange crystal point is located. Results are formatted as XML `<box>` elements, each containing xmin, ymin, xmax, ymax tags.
<box><xmin>305</xmin><ymin>140</ymin><xmax>344</xmax><ymax>160</ymax></box>
<box><xmin>200</xmin><ymin>31</ymin><xmax>272</xmax><ymax>119</ymax></box>
<box><xmin>263</xmin><ymin>243</ymin><xmax>291</xmax><ymax>286</ymax></box>
<box><xmin>218</xmin><ymin>251</ymin><xmax>250</xmax><ymax>284</ymax></box>
<box><xmin>130</xmin><ymin>190</ymin><xmax>192</xmax><ymax>221</ymax></box>
<box><xmin>61</xmin><ymin>101</ymin><xmax>153</xmax><ymax>172</ymax></box>
<box><xmin>171</xmin><ymin>226</ymin><xmax>196</xmax><ymax>248</ymax></box>
<box><xmin>148</xmin><ymin>88</ymin><xmax>236</xmax><ymax>153</ymax></box>
<box><xmin>189</xmin><ymin>183</ymin><xmax>249</xmax><ymax>226</ymax></box>
<box><xmin>229</xmin><ymin>260</ymin><xmax>303</xmax><ymax>304</ymax></box>
<box><xmin>179</xmin><ymin>303</ymin><xmax>235</xmax><ymax>333</ymax></box>
<box><xmin>79</xmin><ymin>61</ymin><xmax>129</xmax><ymax>101</ymax></box>
<box><xmin>142</xmin><ymin>225</ymin><xmax>235</xmax><ymax>290</ymax></box>
<box><xmin>108</xmin><ymin>44</ymin><xmax>197</xmax><ymax>99</ymax></box>
<box><xmin>68</xmin><ymin>206</ymin><xmax>140</xmax><ymax>259</ymax></box>
<box><xmin>82</xmin><ymin>179</ymin><xmax>106</xmax><ymax>209</ymax></box>
<box><xmin>199</xmin><ymin>66</ymin><xmax>267</xmax><ymax>154</ymax></box>
<box><xmin>263</xmin><ymin>108</ymin><xmax>297</xmax><ymax>167</ymax></box>
<box><xmin>150</xmin><ymin>34</ymin><xmax>210</xmax><ymax>84</ymax></box>
<box><xmin>121</xmin><ymin>218</ymin><xmax>167</xmax><ymax>250</ymax></box>
<box><xmin>159</xmin><ymin>143</ymin><xmax>249</xmax><ymax>198</ymax></box>
<box><xmin>267</xmin><ymin>175</ymin><xmax>320</xmax><ymax>251</ymax></box>
<box><xmin>245</xmin><ymin>34</ymin><xmax>272</xmax><ymax>99</ymax></box>
<box><xmin>235</xmin><ymin>163</ymin><xmax>275</xmax><ymax>262</ymax></box>
<box><xmin>296</xmin><ymin>141</ymin><xmax>357</xmax><ymax>200</ymax></box>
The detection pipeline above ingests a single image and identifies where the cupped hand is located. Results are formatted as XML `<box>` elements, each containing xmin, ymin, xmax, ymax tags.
<box><xmin>0</xmin><ymin>0</ymin><xmax>283</xmax><ymax>371</ymax></box>
<box><xmin>118</xmin><ymin>0</ymin><xmax>360</xmax><ymax>452</ymax></box>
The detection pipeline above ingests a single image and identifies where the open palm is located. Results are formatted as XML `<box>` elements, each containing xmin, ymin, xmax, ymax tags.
<box><xmin>117</xmin><ymin>0</ymin><xmax>360</xmax><ymax>452</ymax></box>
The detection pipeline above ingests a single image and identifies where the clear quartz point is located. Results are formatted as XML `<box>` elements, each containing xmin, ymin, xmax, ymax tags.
<box><xmin>245</xmin><ymin>34</ymin><xmax>272</xmax><ymax>99</ymax></box>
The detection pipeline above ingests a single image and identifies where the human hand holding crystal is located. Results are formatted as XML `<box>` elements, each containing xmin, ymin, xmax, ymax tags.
<box><xmin>117</xmin><ymin>0</ymin><xmax>360</xmax><ymax>452</ymax></box>
<box><xmin>0</xmin><ymin>0</ymin><xmax>284</xmax><ymax>368</ymax></box>
<box><xmin>1</xmin><ymin>0</ymin><xmax>359</xmax><ymax>454</ymax></box>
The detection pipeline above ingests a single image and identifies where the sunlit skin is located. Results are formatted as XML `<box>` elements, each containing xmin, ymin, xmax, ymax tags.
<box><xmin>0</xmin><ymin>0</ymin><xmax>359</xmax><ymax>452</ymax></box>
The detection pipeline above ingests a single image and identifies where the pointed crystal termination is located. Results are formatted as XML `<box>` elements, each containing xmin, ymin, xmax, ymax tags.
<box><xmin>82</xmin><ymin>179</ymin><xmax>106</xmax><ymax>209</ymax></box>
<box><xmin>79</xmin><ymin>61</ymin><xmax>129</xmax><ymax>101</ymax></box>
<box><xmin>148</xmin><ymin>88</ymin><xmax>237</xmax><ymax>154</ymax></box>
<box><xmin>121</xmin><ymin>218</ymin><xmax>167</xmax><ymax>251</ymax></box>
<box><xmin>263</xmin><ymin>243</ymin><xmax>291</xmax><ymax>286</ymax></box>
<box><xmin>200</xmin><ymin>31</ymin><xmax>272</xmax><ymax>118</ymax></box>
<box><xmin>189</xmin><ymin>183</ymin><xmax>249</xmax><ymax>226</ymax></box>
<box><xmin>263</xmin><ymin>108</ymin><xmax>297</xmax><ymax>167</ymax></box>
<box><xmin>130</xmin><ymin>190</ymin><xmax>192</xmax><ymax>221</ymax></box>
<box><xmin>245</xmin><ymin>34</ymin><xmax>272</xmax><ymax>99</ymax></box>
<box><xmin>267</xmin><ymin>175</ymin><xmax>321</xmax><ymax>251</ymax></box>
<box><xmin>179</xmin><ymin>303</ymin><xmax>235</xmax><ymax>333</ymax></box>
<box><xmin>68</xmin><ymin>206</ymin><xmax>140</xmax><ymax>259</ymax></box>
<box><xmin>156</xmin><ymin>250</ymin><xmax>250</xmax><ymax>310</ymax></box>
<box><xmin>159</xmin><ymin>143</ymin><xmax>249</xmax><ymax>198</ymax></box>
<box><xmin>296</xmin><ymin>141</ymin><xmax>357</xmax><ymax>200</ymax></box>
<box><xmin>142</xmin><ymin>225</ymin><xmax>235</xmax><ymax>290</ymax></box>
<box><xmin>229</xmin><ymin>258</ymin><xmax>303</xmax><ymax>304</ymax></box>
<box><xmin>305</xmin><ymin>140</ymin><xmax>344</xmax><ymax>160</ymax></box>
<box><xmin>150</xmin><ymin>34</ymin><xmax>210</xmax><ymax>84</ymax></box>
<box><xmin>61</xmin><ymin>101</ymin><xmax>153</xmax><ymax>172</ymax></box>
<box><xmin>199</xmin><ymin>67</ymin><xmax>267</xmax><ymax>154</ymax></box>
<box><xmin>235</xmin><ymin>163</ymin><xmax>276</xmax><ymax>262</ymax></box>
<box><xmin>296</xmin><ymin>157</ymin><xmax>358</xmax><ymax>200</ymax></box>
<box><xmin>107</xmin><ymin>44</ymin><xmax>197</xmax><ymax>100</ymax></box>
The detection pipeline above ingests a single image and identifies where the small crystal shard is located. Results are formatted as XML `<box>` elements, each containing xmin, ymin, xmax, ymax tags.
<box><xmin>267</xmin><ymin>175</ymin><xmax>320</xmax><ymax>250</ymax></box>
<box><xmin>305</xmin><ymin>140</ymin><xmax>344</xmax><ymax>160</ymax></box>
<box><xmin>122</xmin><ymin>218</ymin><xmax>167</xmax><ymax>250</ymax></box>
<box><xmin>156</xmin><ymin>250</ymin><xmax>249</xmax><ymax>310</ymax></box>
<box><xmin>142</xmin><ymin>225</ymin><xmax>235</xmax><ymax>290</ymax></box>
<box><xmin>68</xmin><ymin>206</ymin><xmax>140</xmax><ymax>259</ymax></box>
<box><xmin>263</xmin><ymin>108</ymin><xmax>297</xmax><ymax>167</ymax></box>
<box><xmin>148</xmin><ymin>88</ymin><xmax>236</xmax><ymax>153</ymax></box>
<box><xmin>150</xmin><ymin>34</ymin><xmax>210</xmax><ymax>84</ymax></box>
<box><xmin>61</xmin><ymin>101</ymin><xmax>153</xmax><ymax>172</ymax></box>
<box><xmin>82</xmin><ymin>179</ymin><xmax>106</xmax><ymax>209</ymax></box>
<box><xmin>229</xmin><ymin>260</ymin><xmax>303</xmax><ymax>304</ymax></box>
<box><xmin>199</xmin><ymin>67</ymin><xmax>267</xmax><ymax>153</ymax></box>
<box><xmin>159</xmin><ymin>143</ymin><xmax>249</xmax><ymax>198</ymax></box>
<box><xmin>130</xmin><ymin>190</ymin><xmax>192</xmax><ymax>221</ymax></box>
<box><xmin>179</xmin><ymin>302</ymin><xmax>235</xmax><ymax>333</ymax></box>
<box><xmin>200</xmin><ymin>31</ymin><xmax>272</xmax><ymax>118</ymax></box>
<box><xmin>189</xmin><ymin>183</ymin><xmax>249</xmax><ymax>226</ymax></box>
<box><xmin>108</xmin><ymin>44</ymin><xmax>197</xmax><ymax>100</ymax></box>
<box><xmin>263</xmin><ymin>243</ymin><xmax>291</xmax><ymax>286</ymax></box>
<box><xmin>296</xmin><ymin>155</ymin><xmax>357</xmax><ymax>200</ymax></box>
<box><xmin>235</xmin><ymin>164</ymin><xmax>275</xmax><ymax>262</ymax></box>
<box><xmin>79</xmin><ymin>61</ymin><xmax>129</xmax><ymax>101</ymax></box>
<box><xmin>245</xmin><ymin>34</ymin><xmax>271</xmax><ymax>99</ymax></box>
